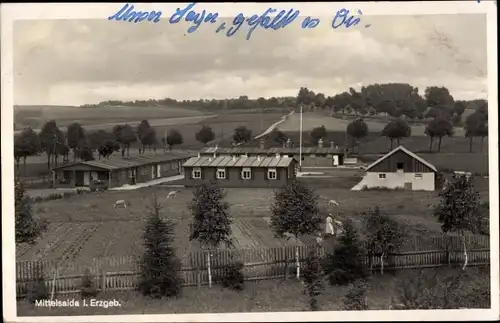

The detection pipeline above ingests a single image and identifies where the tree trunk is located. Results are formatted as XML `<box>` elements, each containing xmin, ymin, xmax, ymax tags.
<box><xmin>438</xmin><ymin>137</ymin><xmax>443</xmax><ymax>152</ymax></box>
<box><xmin>469</xmin><ymin>136</ymin><xmax>474</xmax><ymax>153</ymax></box>
<box><xmin>207</xmin><ymin>252</ymin><xmax>212</xmax><ymax>288</ymax></box>
<box><xmin>380</xmin><ymin>253</ymin><xmax>385</xmax><ymax>275</ymax></box>
<box><xmin>295</xmin><ymin>241</ymin><xmax>300</xmax><ymax>280</ymax></box>
<box><xmin>396</xmin><ymin>138</ymin><xmax>400</xmax><ymax>146</ymax></box>
<box><xmin>428</xmin><ymin>138</ymin><xmax>433</xmax><ymax>153</ymax></box>
<box><xmin>23</xmin><ymin>157</ymin><xmax>27</xmax><ymax>177</ymax></box>
<box><xmin>47</xmin><ymin>153</ymin><xmax>51</xmax><ymax>171</ymax></box>
<box><xmin>389</xmin><ymin>139</ymin><xmax>393</xmax><ymax>150</ymax></box>
<box><xmin>480</xmin><ymin>137</ymin><xmax>484</xmax><ymax>152</ymax></box>
<box><xmin>73</xmin><ymin>148</ymin><xmax>77</xmax><ymax>162</ymax></box>
<box><xmin>462</xmin><ymin>235</ymin><xmax>468</xmax><ymax>270</ymax></box>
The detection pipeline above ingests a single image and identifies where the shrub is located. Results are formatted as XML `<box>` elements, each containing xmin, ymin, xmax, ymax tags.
<box><xmin>323</xmin><ymin>219</ymin><xmax>366</xmax><ymax>285</ymax></box>
<box><xmin>343</xmin><ymin>279</ymin><xmax>369</xmax><ymax>310</ymax></box>
<box><xmin>80</xmin><ymin>269</ymin><xmax>98</xmax><ymax>298</ymax></box>
<box><xmin>219</xmin><ymin>261</ymin><xmax>244</xmax><ymax>291</ymax></box>
<box><xmin>303</xmin><ymin>248</ymin><xmax>324</xmax><ymax>311</ymax></box>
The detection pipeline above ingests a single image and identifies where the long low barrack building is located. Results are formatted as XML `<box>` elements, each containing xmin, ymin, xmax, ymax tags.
<box><xmin>182</xmin><ymin>154</ymin><xmax>298</xmax><ymax>188</ymax></box>
<box><xmin>200</xmin><ymin>138</ymin><xmax>345</xmax><ymax>167</ymax></box>
<box><xmin>51</xmin><ymin>152</ymin><xmax>194</xmax><ymax>189</ymax></box>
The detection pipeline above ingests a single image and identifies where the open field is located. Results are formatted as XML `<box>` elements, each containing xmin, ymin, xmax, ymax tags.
<box><xmin>18</xmin><ymin>169</ymin><xmax>489</xmax><ymax>271</ymax></box>
<box><xmin>14</xmin><ymin>105</ymin><xmax>208</xmax><ymax>131</ymax></box>
<box><xmin>17</xmin><ymin>266</ymin><xmax>490</xmax><ymax>315</ymax></box>
<box><xmin>278</xmin><ymin>113</ymin><xmax>467</xmax><ymax>137</ymax></box>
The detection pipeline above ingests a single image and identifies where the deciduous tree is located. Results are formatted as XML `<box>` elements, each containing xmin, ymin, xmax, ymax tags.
<box><xmin>434</xmin><ymin>175</ymin><xmax>483</xmax><ymax>270</ymax></box>
<box><xmin>166</xmin><ymin>129</ymin><xmax>183</xmax><ymax>150</ymax></box>
<box><xmin>189</xmin><ymin>179</ymin><xmax>232</xmax><ymax>287</ymax></box>
<box><xmin>346</xmin><ymin>118</ymin><xmax>368</xmax><ymax>153</ymax></box>
<box><xmin>195</xmin><ymin>125</ymin><xmax>215</xmax><ymax>145</ymax></box>
<box><xmin>425</xmin><ymin>117</ymin><xmax>453</xmax><ymax>152</ymax></box>
<box><xmin>15</xmin><ymin>181</ymin><xmax>45</xmax><ymax>243</ymax></box>
<box><xmin>269</xmin><ymin>180</ymin><xmax>322</xmax><ymax>279</ymax></box>
<box><xmin>268</xmin><ymin>128</ymin><xmax>287</xmax><ymax>146</ymax></box>
<box><xmin>14</xmin><ymin>127</ymin><xmax>40</xmax><ymax>176</ymax></box>
<box><xmin>381</xmin><ymin>119</ymin><xmax>411</xmax><ymax>150</ymax></box>
<box><xmin>363</xmin><ymin>205</ymin><xmax>405</xmax><ymax>274</ymax></box>
<box><xmin>38</xmin><ymin>120</ymin><xmax>60</xmax><ymax>170</ymax></box>
<box><xmin>232</xmin><ymin>125</ymin><xmax>252</xmax><ymax>144</ymax></box>
<box><xmin>310</xmin><ymin>125</ymin><xmax>327</xmax><ymax>143</ymax></box>
<box><xmin>66</xmin><ymin>122</ymin><xmax>86</xmax><ymax>162</ymax></box>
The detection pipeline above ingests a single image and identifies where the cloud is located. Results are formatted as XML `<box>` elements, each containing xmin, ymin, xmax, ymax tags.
<box><xmin>13</xmin><ymin>13</ymin><xmax>487</xmax><ymax>105</ymax></box>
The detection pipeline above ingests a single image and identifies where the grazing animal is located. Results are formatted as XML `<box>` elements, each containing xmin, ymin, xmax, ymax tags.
<box><xmin>167</xmin><ymin>190</ymin><xmax>180</xmax><ymax>199</ymax></box>
<box><xmin>114</xmin><ymin>200</ymin><xmax>127</xmax><ymax>209</ymax></box>
<box><xmin>328</xmin><ymin>199</ymin><xmax>339</xmax><ymax>207</ymax></box>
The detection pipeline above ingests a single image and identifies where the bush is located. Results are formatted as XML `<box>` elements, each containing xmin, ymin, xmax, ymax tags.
<box><xmin>343</xmin><ymin>279</ymin><xmax>369</xmax><ymax>310</ymax></box>
<box><xmin>323</xmin><ymin>220</ymin><xmax>366</xmax><ymax>285</ymax></box>
<box><xmin>303</xmin><ymin>248</ymin><xmax>324</xmax><ymax>311</ymax></box>
<box><xmin>219</xmin><ymin>261</ymin><xmax>244</xmax><ymax>291</ymax></box>
<box><xmin>80</xmin><ymin>269</ymin><xmax>98</xmax><ymax>298</ymax></box>
<box><xmin>26</xmin><ymin>262</ymin><xmax>49</xmax><ymax>304</ymax></box>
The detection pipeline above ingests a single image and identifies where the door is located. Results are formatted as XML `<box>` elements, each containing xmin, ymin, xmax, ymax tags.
<box><xmin>75</xmin><ymin>171</ymin><xmax>85</xmax><ymax>187</ymax></box>
<box><xmin>157</xmin><ymin>164</ymin><xmax>161</xmax><ymax>178</ymax></box>
<box><xmin>404</xmin><ymin>182</ymin><xmax>412</xmax><ymax>190</ymax></box>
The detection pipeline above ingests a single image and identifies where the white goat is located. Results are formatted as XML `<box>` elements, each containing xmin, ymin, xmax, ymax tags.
<box><xmin>114</xmin><ymin>200</ymin><xmax>127</xmax><ymax>209</ymax></box>
<box><xmin>167</xmin><ymin>190</ymin><xmax>180</xmax><ymax>199</ymax></box>
<box><xmin>328</xmin><ymin>199</ymin><xmax>339</xmax><ymax>207</ymax></box>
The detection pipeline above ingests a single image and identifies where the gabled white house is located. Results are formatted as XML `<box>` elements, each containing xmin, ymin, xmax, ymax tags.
<box><xmin>352</xmin><ymin>146</ymin><xmax>438</xmax><ymax>191</ymax></box>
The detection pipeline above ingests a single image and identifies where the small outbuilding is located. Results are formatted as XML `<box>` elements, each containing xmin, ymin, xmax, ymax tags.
<box><xmin>352</xmin><ymin>146</ymin><xmax>438</xmax><ymax>191</ymax></box>
<box><xmin>183</xmin><ymin>154</ymin><xmax>298</xmax><ymax>188</ymax></box>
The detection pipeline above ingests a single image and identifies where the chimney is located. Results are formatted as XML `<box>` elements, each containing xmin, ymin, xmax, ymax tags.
<box><xmin>213</xmin><ymin>152</ymin><xmax>217</xmax><ymax>158</ymax></box>
<box><xmin>282</xmin><ymin>141</ymin><xmax>286</xmax><ymax>148</ymax></box>
<box><xmin>330</xmin><ymin>141</ymin><xmax>335</xmax><ymax>149</ymax></box>
<box><xmin>259</xmin><ymin>138</ymin><xmax>265</xmax><ymax>150</ymax></box>
<box><xmin>286</xmin><ymin>138</ymin><xmax>292</xmax><ymax>148</ymax></box>
<box><xmin>232</xmin><ymin>155</ymin><xmax>236</xmax><ymax>161</ymax></box>
<box><xmin>243</xmin><ymin>153</ymin><xmax>248</xmax><ymax>158</ymax></box>
<box><xmin>197</xmin><ymin>152</ymin><xmax>200</xmax><ymax>157</ymax></box>
<box><xmin>318</xmin><ymin>138</ymin><xmax>323</xmax><ymax>148</ymax></box>
<box><xmin>275</xmin><ymin>153</ymin><xmax>280</xmax><ymax>160</ymax></box>
<box><xmin>257</xmin><ymin>155</ymin><xmax>261</xmax><ymax>161</ymax></box>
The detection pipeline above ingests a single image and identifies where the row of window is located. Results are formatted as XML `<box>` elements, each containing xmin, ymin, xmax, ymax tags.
<box><xmin>378</xmin><ymin>173</ymin><xmax>423</xmax><ymax>179</ymax></box>
<box><xmin>192</xmin><ymin>167</ymin><xmax>278</xmax><ymax>180</ymax></box>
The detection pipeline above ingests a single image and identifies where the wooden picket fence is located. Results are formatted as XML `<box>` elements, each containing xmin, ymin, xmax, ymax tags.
<box><xmin>16</xmin><ymin>235</ymin><xmax>490</xmax><ymax>297</ymax></box>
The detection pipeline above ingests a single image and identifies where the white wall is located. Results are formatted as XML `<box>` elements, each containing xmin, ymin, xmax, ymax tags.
<box><xmin>352</xmin><ymin>171</ymin><xmax>435</xmax><ymax>191</ymax></box>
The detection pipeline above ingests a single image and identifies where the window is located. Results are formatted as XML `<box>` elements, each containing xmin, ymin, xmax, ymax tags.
<box><xmin>241</xmin><ymin>168</ymin><xmax>251</xmax><ymax>180</ymax></box>
<box><xmin>192</xmin><ymin>168</ymin><xmax>202</xmax><ymax>179</ymax></box>
<box><xmin>216</xmin><ymin>168</ymin><xmax>226</xmax><ymax>179</ymax></box>
<box><xmin>128</xmin><ymin>169</ymin><xmax>135</xmax><ymax>178</ymax></box>
<box><xmin>396</xmin><ymin>162</ymin><xmax>404</xmax><ymax>170</ymax></box>
<box><xmin>378</xmin><ymin>174</ymin><xmax>386</xmax><ymax>179</ymax></box>
<box><xmin>268</xmin><ymin>168</ymin><xmax>277</xmax><ymax>180</ymax></box>
<box><xmin>415</xmin><ymin>173</ymin><xmax>423</xmax><ymax>179</ymax></box>
<box><xmin>140</xmin><ymin>167</ymin><xmax>148</xmax><ymax>176</ymax></box>
<box><xmin>172</xmin><ymin>162</ymin><xmax>178</xmax><ymax>169</ymax></box>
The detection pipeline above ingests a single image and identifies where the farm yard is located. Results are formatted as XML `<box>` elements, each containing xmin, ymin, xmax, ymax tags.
<box><xmin>17</xmin><ymin>166</ymin><xmax>490</xmax><ymax>274</ymax></box>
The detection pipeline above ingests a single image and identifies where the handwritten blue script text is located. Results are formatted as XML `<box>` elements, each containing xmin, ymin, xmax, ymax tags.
<box><xmin>108</xmin><ymin>3</ymin><xmax>368</xmax><ymax>39</ymax></box>
<box><xmin>108</xmin><ymin>3</ymin><xmax>162</xmax><ymax>23</ymax></box>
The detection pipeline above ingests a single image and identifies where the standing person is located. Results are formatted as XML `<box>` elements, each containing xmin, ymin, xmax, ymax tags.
<box><xmin>325</xmin><ymin>214</ymin><xmax>334</xmax><ymax>237</ymax></box>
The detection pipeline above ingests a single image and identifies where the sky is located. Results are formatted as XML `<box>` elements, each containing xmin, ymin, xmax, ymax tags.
<box><xmin>13</xmin><ymin>14</ymin><xmax>488</xmax><ymax>106</ymax></box>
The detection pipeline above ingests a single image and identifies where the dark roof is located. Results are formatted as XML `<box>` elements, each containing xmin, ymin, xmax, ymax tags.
<box><xmin>52</xmin><ymin>152</ymin><xmax>195</xmax><ymax>171</ymax></box>
<box><xmin>201</xmin><ymin>146</ymin><xmax>342</xmax><ymax>155</ymax></box>
<box><xmin>365</xmin><ymin>146</ymin><xmax>437</xmax><ymax>172</ymax></box>
<box><xmin>183</xmin><ymin>155</ymin><xmax>296</xmax><ymax>168</ymax></box>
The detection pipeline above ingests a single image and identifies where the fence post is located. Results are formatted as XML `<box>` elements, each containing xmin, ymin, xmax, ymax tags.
<box><xmin>284</xmin><ymin>247</ymin><xmax>289</xmax><ymax>280</ymax></box>
<box><xmin>101</xmin><ymin>270</ymin><xmax>106</xmax><ymax>292</ymax></box>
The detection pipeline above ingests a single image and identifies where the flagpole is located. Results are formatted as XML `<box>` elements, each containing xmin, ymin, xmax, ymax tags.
<box><xmin>299</xmin><ymin>104</ymin><xmax>303</xmax><ymax>170</ymax></box>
